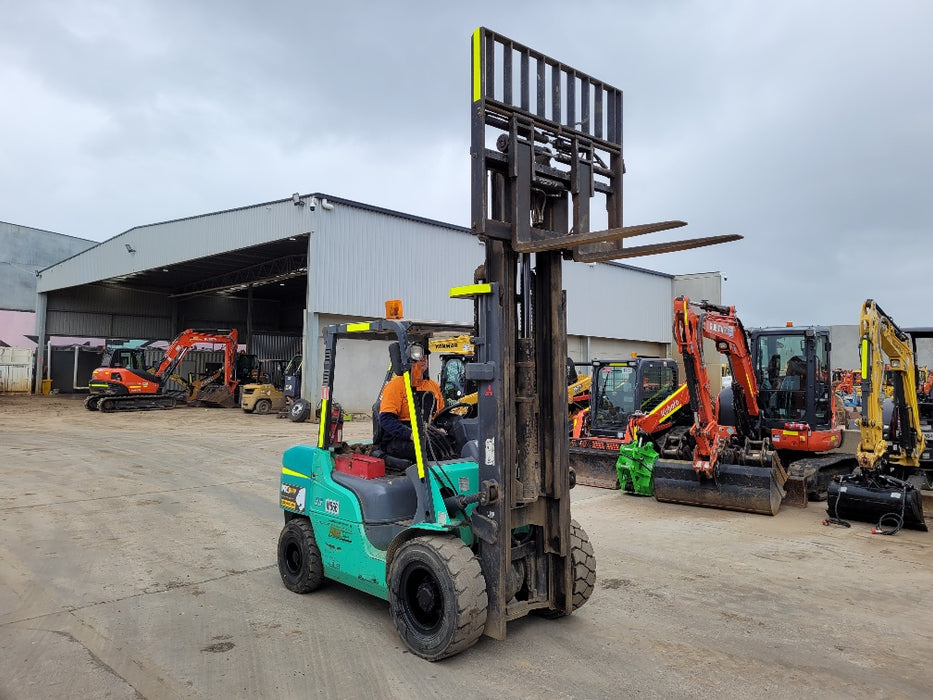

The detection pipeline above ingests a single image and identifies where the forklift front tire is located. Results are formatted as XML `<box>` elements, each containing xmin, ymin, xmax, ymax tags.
<box><xmin>536</xmin><ymin>519</ymin><xmax>596</xmax><ymax>618</ymax></box>
<box><xmin>388</xmin><ymin>536</ymin><xmax>487</xmax><ymax>661</ymax></box>
<box><xmin>254</xmin><ymin>399</ymin><xmax>272</xmax><ymax>415</ymax></box>
<box><xmin>277</xmin><ymin>518</ymin><xmax>324</xmax><ymax>594</ymax></box>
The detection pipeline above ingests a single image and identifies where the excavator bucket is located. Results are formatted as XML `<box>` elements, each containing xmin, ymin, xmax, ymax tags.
<box><xmin>826</xmin><ymin>474</ymin><xmax>928</xmax><ymax>531</ymax></box>
<box><xmin>191</xmin><ymin>384</ymin><xmax>237</xmax><ymax>408</ymax></box>
<box><xmin>653</xmin><ymin>458</ymin><xmax>785</xmax><ymax>516</ymax></box>
<box><xmin>569</xmin><ymin>444</ymin><xmax>621</xmax><ymax>489</ymax></box>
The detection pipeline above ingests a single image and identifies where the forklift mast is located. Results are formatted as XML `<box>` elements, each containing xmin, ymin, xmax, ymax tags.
<box><xmin>468</xmin><ymin>28</ymin><xmax>741</xmax><ymax>638</ymax></box>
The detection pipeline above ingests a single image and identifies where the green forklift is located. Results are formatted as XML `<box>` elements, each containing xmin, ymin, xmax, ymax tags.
<box><xmin>275</xmin><ymin>27</ymin><xmax>741</xmax><ymax>660</ymax></box>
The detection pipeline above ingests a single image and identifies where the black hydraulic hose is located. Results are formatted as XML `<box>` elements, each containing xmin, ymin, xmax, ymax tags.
<box><xmin>822</xmin><ymin>479</ymin><xmax>851</xmax><ymax>528</ymax></box>
<box><xmin>871</xmin><ymin>483</ymin><xmax>907</xmax><ymax>536</ymax></box>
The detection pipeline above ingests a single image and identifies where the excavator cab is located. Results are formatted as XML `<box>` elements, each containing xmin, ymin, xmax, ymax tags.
<box><xmin>751</xmin><ymin>328</ymin><xmax>833</xmax><ymax>429</ymax></box>
<box><xmin>588</xmin><ymin>358</ymin><xmax>679</xmax><ymax>438</ymax></box>
<box><xmin>106</xmin><ymin>347</ymin><xmax>149</xmax><ymax>372</ymax></box>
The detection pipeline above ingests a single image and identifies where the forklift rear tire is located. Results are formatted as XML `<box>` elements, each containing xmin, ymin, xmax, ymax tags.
<box><xmin>277</xmin><ymin>518</ymin><xmax>324</xmax><ymax>594</ymax></box>
<box><xmin>289</xmin><ymin>399</ymin><xmax>311</xmax><ymax>423</ymax></box>
<box><xmin>254</xmin><ymin>399</ymin><xmax>272</xmax><ymax>415</ymax></box>
<box><xmin>388</xmin><ymin>536</ymin><xmax>487</xmax><ymax>661</ymax></box>
<box><xmin>536</xmin><ymin>519</ymin><xmax>596</xmax><ymax>618</ymax></box>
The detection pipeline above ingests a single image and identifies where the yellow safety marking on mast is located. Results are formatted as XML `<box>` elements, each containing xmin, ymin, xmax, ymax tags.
<box><xmin>403</xmin><ymin>371</ymin><xmax>426</xmax><ymax>480</ymax></box>
<box><xmin>317</xmin><ymin>397</ymin><xmax>328</xmax><ymax>448</ymax></box>
<box><xmin>472</xmin><ymin>28</ymin><xmax>482</xmax><ymax>103</ymax></box>
<box><xmin>450</xmin><ymin>283</ymin><xmax>491</xmax><ymax>298</ymax></box>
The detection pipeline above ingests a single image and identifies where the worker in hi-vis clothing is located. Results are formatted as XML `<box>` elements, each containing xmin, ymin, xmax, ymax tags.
<box><xmin>378</xmin><ymin>345</ymin><xmax>445</xmax><ymax>461</ymax></box>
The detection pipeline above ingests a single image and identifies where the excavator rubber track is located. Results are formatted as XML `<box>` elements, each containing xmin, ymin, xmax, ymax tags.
<box><xmin>653</xmin><ymin>458</ymin><xmax>786</xmax><ymax>516</ymax></box>
<box><xmin>96</xmin><ymin>394</ymin><xmax>177</xmax><ymax>413</ymax></box>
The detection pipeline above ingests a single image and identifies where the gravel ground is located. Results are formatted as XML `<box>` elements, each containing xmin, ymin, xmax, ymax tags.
<box><xmin>1</xmin><ymin>394</ymin><xmax>931</xmax><ymax>699</ymax></box>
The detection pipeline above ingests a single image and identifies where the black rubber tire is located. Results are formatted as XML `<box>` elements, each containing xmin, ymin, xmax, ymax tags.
<box><xmin>84</xmin><ymin>395</ymin><xmax>101</xmax><ymax>411</ymax></box>
<box><xmin>537</xmin><ymin>519</ymin><xmax>596</xmax><ymax>618</ymax></box>
<box><xmin>388</xmin><ymin>536</ymin><xmax>487</xmax><ymax>661</ymax></box>
<box><xmin>254</xmin><ymin>399</ymin><xmax>272</xmax><ymax>415</ymax></box>
<box><xmin>277</xmin><ymin>518</ymin><xmax>324</xmax><ymax>594</ymax></box>
<box><xmin>289</xmin><ymin>399</ymin><xmax>311</xmax><ymax>423</ymax></box>
<box><xmin>567</xmin><ymin>519</ymin><xmax>596</xmax><ymax>611</ymax></box>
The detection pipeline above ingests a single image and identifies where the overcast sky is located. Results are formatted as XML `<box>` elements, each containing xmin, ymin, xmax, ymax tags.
<box><xmin>2</xmin><ymin>1</ymin><xmax>931</xmax><ymax>328</ymax></box>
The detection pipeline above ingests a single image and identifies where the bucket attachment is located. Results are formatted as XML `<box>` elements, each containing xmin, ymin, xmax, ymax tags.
<box><xmin>616</xmin><ymin>441</ymin><xmax>658</xmax><ymax>496</ymax></box>
<box><xmin>192</xmin><ymin>384</ymin><xmax>237</xmax><ymax>408</ymax></box>
<box><xmin>826</xmin><ymin>473</ymin><xmax>927</xmax><ymax>531</ymax></box>
<box><xmin>569</xmin><ymin>443</ymin><xmax>621</xmax><ymax>489</ymax></box>
<box><xmin>782</xmin><ymin>475</ymin><xmax>808</xmax><ymax>508</ymax></box>
<box><xmin>653</xmin><ymin>458</ymin><xmax>785</xmax><ymax>516</ymax></box>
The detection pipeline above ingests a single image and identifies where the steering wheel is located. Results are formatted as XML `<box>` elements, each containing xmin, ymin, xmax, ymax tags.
<box><xmin>432</xmin><ymin>401</ymin><xmax>474</xmax><ymax>431</ymax></box>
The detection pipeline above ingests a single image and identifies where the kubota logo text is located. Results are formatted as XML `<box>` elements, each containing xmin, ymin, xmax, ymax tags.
<box><xmin>707</xmin><ymin>322</ymin><xmax>734</xmax><ymax>338</ymax></box>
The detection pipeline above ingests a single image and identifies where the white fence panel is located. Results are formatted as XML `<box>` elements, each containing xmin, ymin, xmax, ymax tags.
<box><xmin>0</xmin><ymin>347</ymin><xmax>34</xmax><ymax>393</ymax></box>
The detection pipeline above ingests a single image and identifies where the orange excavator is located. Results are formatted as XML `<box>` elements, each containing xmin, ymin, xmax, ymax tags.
<box><xmin>85</xmin><ymin>329</ymin><xmax>242</xmax><ymax>412</ymax></box>
<box><xmin>652</xmin><ymin>297</ymin><xmax>856</xmax><ymax>515</ymax></box>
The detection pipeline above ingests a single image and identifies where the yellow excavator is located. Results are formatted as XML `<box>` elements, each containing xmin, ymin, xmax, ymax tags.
<box><xmin>826</xmin><ymin>299</ymin><xmax>928</xmax><ymax>531</ymax></box>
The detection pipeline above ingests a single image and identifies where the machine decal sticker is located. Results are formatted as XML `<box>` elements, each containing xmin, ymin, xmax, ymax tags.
<box><xmin>280</xmin><ymin>483</ymin><xmax>305</xmax><ymax>511</ymax></box>
<box><xmin>484</xmin><ymin>438</ymin><xmax>495</xmax><ymax>465</ymax></box>
<box><xmin>325</xmin><ymin>498</ymin><xmax>340</xmax><ymax>515</ymax></box>
<box><xmin>328</xmin><ymin>523</ymin><xmax>352</xmax><ymax>542</ymax></box>
<box><xmin>458</xmin><ymin>477</ymin><xmax>469</xmax><ymax>492</ymax></box>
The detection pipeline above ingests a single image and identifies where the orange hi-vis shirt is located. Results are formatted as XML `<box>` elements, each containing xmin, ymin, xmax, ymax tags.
<box><xmin>379</xmin><ymin>363</ymin><xmax>445</xmax><ymax>421</ymax></box>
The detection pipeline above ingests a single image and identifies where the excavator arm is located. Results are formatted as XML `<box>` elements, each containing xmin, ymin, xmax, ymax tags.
<box><xmin>623</xmin><ymin>382</ymin><xmax>689</xmax><ymax>443</ymax></box>
<box><xmin>856</xmin><ymin>300</ymin><xmax>925</xmax><ymax>472</ymax></box>
<box><xmin>672</xmin><ymin>296</ymin><xmax>727</xmax><ymax>476</ymax></box>
<box><xmin>155</xmin><ymin>329</ymin><xmax>241</xmax><ymax>403</ymax></box>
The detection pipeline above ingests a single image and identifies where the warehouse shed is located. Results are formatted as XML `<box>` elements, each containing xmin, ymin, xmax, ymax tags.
<box><xmin>32</xmin><ymin>193</ymin><xmax>722</xmax><ymax>411</ymax></box>
<box><xmin>0</xmin><ymin>222</ymin><xmax>97</xmax><ymax>392</ymax></box>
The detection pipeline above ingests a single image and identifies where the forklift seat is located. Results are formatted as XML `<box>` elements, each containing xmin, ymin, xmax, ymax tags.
<box><xmin>331</xmin><ymin>470</ymin><xmax>417</xmax><ymax>524</ymax></box>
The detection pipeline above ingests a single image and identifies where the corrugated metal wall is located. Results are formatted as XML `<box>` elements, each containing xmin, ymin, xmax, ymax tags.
<box><xmin>564</xmin><ymin>262</ymin><xmax>673</xmax><ymax>342</ymax></box>
<box><xmin>312</xmin><ymin>204</ymin><xmax>480</xmax><ymax>323</ymax></box>
<box><xmin>0</xmin><ymin>222</ymin><xmax>94</xmax><ymax>312</ymax></box>
<box><xmin>311</xmin><ymin>199</ymin><xmax>677</xmax><ymax>338</ymax></box>
<box><xmin>251</xmin><ymin>335</ymin><xmax>302</xmax><ymax>362</ymax></box>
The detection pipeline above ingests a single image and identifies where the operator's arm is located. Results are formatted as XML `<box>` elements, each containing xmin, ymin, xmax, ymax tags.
<box><xmin>379</xmin><ymin>377</ymin><xmax>412</xmax><ymax>440</ymax></box>
<box><xmin>428</xmin><ymin>380</ymin><xmax>445</xmax><ymax>416</ymax></box>
<box><xmin>379</xmin><ymin>412</ymin><xmax>412</xmax><ymax>440</ymax></box>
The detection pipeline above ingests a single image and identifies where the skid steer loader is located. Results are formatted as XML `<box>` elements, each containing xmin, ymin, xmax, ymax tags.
<box><xmin>275</xmin><ymin>27</ymin><xmax>742</xmax><ymax>660</ymax></box>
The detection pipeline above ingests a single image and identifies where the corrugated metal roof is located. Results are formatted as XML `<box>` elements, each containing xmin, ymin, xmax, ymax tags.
<box><xmin>29</xmin><ymin>192</ymin><xmax>711</xmax><ymax>352</ymax></box>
